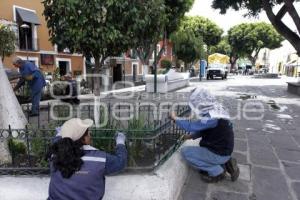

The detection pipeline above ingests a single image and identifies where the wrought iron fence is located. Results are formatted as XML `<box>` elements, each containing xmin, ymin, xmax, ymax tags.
<box><xmin>0</xmin><ymin>105</ymin><xmax>190</xmax><ymax>175</ymax></box>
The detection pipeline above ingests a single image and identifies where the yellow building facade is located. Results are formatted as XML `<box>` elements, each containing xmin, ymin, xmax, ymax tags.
<box><xmin>0</xmin><ymin>0</ymin><xmax>85</xmax><ymax>77</ymax></box>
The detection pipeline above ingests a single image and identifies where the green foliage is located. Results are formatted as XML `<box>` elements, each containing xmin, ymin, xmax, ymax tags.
<box><xmin>210</xmin><ymin>37</ymin><xmax>232</xmax><ymax>55</ymax></box>
<box><xmin>211</xmin><ymin>0</ymin><xmax>300</xmax><ymax>56</ymax></box>
<box><xmin>134</xmin><ymin>0</ymin><xmax>194</xmax><ymax>65</ymax></box>
<box><xmin>8</xmin><ymin>139</ymin><xmax>26</xmax><ymax>155</ymax></box>
<box><xmin>227</xmin><ymin>22</ymin><xmax>284</xmax><ymax>64</ymax></box>
<box><xmin>180</xmin><ymin>16</ymin><xmax>223</xmax><ymax>47</ymax></box>
<box><xmin>164</xmin><ymin>0</ymin><xmax>195</xmax><ymax>36</ymax></box>
<box><xmin>171</xmin><ymin>29</ymin><xmax>205</xmax><ymax>65</ymax></box>
<box><xmin>212</xmin><ymin>0</ymin><xmax>283</xmax><ymax>16</ymax></box>
<box><xmin>126</xmin><ymin>115</ymin><xmax>154</xmax><ymax>137</ymax></box>
<box><xmin>0</xmin><ymin>24</ymin><xmax>16</xmax><ymax>61</ymax></box>
<box><xmin>31</xmin><ymin>137</ymin><xmax>49</xmax><ymax>167</ymax></box>
<box><xmin>160</xmin><ymin>59</ymin><xmax>172</xmax><ymax>69</ymax></box>
<box><xmin>43</xmin><ymin>0</ymin><xmax>144</xmax><ymax>70</ymax></box>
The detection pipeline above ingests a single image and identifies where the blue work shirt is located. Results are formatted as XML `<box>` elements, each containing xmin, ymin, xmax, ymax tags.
<box><xmin>17</xmin><ymin>61</ymin><xmax>46</xmax><ymax>93</ymax></box>
<box><xmin>48</xmin><ymin>144</ymin><xmax>127</xmax><ymax>200</ymax></box>
<box><xmin>175</xmin><ymin>117</ymin><xmax>218</xmax><ymax>139</ymax></box>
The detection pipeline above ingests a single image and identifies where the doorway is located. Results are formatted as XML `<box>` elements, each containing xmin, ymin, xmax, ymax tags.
<box><xmin>58</xmin><ymin>61</ymin><xmax>67</xmax><ymax>76</ymax></box>
<box><xmin>58</xmin><ymin>61</ymin><xmax>71</xmax><ymax>77</ymax></box>
<box><xmin>132</xmin><ymin>64</ymin><xmax>137</xmax><ymax>82</ymax></box>
<box><xmin>113</xmin><ymin>64</ymin><xmax>122</xmax><ymax>83</ymax></box>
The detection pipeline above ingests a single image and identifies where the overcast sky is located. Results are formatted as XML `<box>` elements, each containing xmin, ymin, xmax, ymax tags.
<box><xmin>186</xmin><ymin>0</ymin><xmax>300</xmax><ymax>66</ymax></box>
<box><xmin>187</xmin><ymin>0</ymin><xmax>299</xmax><ymax>33</ymax></box>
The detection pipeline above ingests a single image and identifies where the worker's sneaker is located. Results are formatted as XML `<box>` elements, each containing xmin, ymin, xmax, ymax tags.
<box><xmin>200</xmin><ymin>172</ymin><xmax>226</xmax><ymax>183</ymax></box>
<box><xmin>225</xmin><ymin>158</ymin><xmax>240</xmax><ymax>182</ymax></box>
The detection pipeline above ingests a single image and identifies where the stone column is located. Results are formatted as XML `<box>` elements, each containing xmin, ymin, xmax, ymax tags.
<box><xmin>0</xmin><ymin>59</ymin><xmax>27</xmax><ymax>164</ymax></box>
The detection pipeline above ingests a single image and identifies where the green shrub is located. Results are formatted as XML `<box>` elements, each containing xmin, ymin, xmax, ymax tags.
<box><xmin>8</xmin><ymin>139</ymin><xmax>26</xmax><ymax>155</ymax></box>
<box><xmin>160</xmin><ymin>59</ymin><xmax>172</xmax><ymax>69</ymax></box>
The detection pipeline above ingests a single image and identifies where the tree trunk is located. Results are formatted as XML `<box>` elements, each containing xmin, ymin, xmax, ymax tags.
<box><xmin>93</xmin><ymin>57</ymin><xmax>101</xmax><ymax>96</ymax></box>
<box><xmin>248</xmin><ymin>56</ymin><xmax>256</xmax><ymax>67</ymax></box>
<box><xmin>230</xmin><ymin>56</ymin><xmax>238</xmax><ymax>71</ymax></box>
<box><xmin>0</xmin><ymin>59</ymin><xmax>27</xmax><ymax>164</ymax></box>
<box><xmin>136</xmin><ymin>48</ymin><xmax>151</xmax><ymax>81</ymax></box>
<box><xmin>262</xmin><ymin>0</ymin><xmax>300</xmax><ymax>56</ymax></box>
<box><xmin>92</xmin><ymin>56</ymin><xmax>103</xmax><ymax>127</ymax></box>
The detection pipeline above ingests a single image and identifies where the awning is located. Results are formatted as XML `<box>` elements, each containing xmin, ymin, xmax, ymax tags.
<box><xmin>208</xmin><ymin>53</ymin><xmax>230</xmax><ymax>64</ymax></box>
<box><xmin>16</xmin><ymin>8</ymin><xmax>40</xmax><ymax>25</ymax></box>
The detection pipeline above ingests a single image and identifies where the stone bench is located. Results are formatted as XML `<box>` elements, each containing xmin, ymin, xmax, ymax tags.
<box><xmin>145</xmin><ymin>69</ymin><xmax>190</xmax><ymax>93</ymax></box>
<box><xmin>287</xmin><ymin>82</ymin><xmax>300</xmax><ymax>96</ymax></box>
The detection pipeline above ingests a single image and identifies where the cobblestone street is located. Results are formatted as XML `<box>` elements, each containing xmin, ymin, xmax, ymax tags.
<box><xmin>179</xmin><ymin>76</ymin><xmax>300</xmax><ymax>200</ymax></box>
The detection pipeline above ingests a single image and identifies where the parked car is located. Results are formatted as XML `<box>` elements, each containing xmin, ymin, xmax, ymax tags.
<box><xmin>206</xmin><ymin>63</ymin><xmax>228</xmax><ymax>80</ymax></box>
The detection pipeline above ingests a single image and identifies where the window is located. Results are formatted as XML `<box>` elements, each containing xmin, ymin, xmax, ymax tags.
<box><xmin>14</xmin><ymin>6</ymin><xmax>40</xmax><ymax>51</ymax></box>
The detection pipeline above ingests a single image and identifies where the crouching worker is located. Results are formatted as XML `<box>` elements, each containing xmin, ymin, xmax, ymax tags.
<box><xmin>48</xmin><ymin>118</ymin><xmax>127</xmax><ymax>200</ymax></box>
<box><xmin>170</xmin><ymin>88</ymin><xmax>239</xmax><ymax>183</ymax></box>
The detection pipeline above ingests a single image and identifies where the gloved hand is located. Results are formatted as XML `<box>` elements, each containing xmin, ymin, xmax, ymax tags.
<box><xmin>115</xmin><ymin>132</ymin><xmax>126</xmax><ymax>145</ymax></box>
<box><xmin>55</xmin><ymin>127</ymin><xmax>62</xmax><ymax>137</ymax></box>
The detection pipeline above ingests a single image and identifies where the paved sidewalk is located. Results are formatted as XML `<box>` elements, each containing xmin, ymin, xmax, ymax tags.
<box><xmin>179</xmin><ymin>76</ymin><xmax>300</xmax><ymax>200</ymax></box>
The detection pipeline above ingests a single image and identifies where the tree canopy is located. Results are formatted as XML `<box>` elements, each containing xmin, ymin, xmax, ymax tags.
<box><xmin>134</xmin><ymin>0</ymin><xmax>195</xmax><ymax>66</ymax></box>
<box><xmin>164</xmin><ymin>0</ymin><xmax>195</xmax><ymax>37</ymax></box>
<box><xmin>180</xmin><ymin>16</ymin><xmax>223</xmax><ymax>47</ymax></box>
<box><xmin>132</xmin><ymin>0</ymin><xmax>167</xmax><ymax>66</ymax></box>
<box><xmin>0</xmin><ymin>24</ymin><xmax>16</xmax><ymax>62</ymax></box>
<box><xmin>43</xmin><ymin>0</ymin><xmax>163</xmax><ymax>93</ymax></box>
<box><xmin>43</xmin><ymin>0</ymin><xmax>139</xmax><ymax>62</ymax></box>
<box><xmin>227</xmin><ymin>22</ymin><xmax>284</xmax><ymax>66</ymax></box>
<box><xmin>212</xmin><ymin>0</ymin><xmax>300</xmax><ymax>56</ymax></box>
<box><xmin>171</xmin><ymin>29</ymin><xmax>205</xmax><ymax>67</ymax></box>
<box><xmin>210</xmin><ymin>36</ymin><xmax>232</xmax><ymax>56</ymax></box>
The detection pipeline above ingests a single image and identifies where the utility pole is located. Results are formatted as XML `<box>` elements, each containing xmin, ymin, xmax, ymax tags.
<box><xmin>154</xmin><ymin>46</ymin><xmax>157</xmax><ymax>93</ymax></box>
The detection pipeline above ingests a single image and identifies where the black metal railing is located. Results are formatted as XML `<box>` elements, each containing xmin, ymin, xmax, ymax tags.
<box><xmin>0</xmin><ymin>105</ymin><xmax>190</xmax><ymax>175</ymax></box>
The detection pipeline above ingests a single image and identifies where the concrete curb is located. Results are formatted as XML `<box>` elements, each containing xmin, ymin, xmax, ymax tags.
<box><xmin>0</xmin><ymin>140</ymin><xmax>197</xmax><ymax>200</ymax></box>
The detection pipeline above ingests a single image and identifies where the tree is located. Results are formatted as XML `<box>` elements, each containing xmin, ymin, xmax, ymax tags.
<box><xmin>210</xmin><ymin>36</ymin><xmax>232</xmax><ymax>55</ymax></box>
<box><xmin>43</xmin><ymin>0</ymin><xmax>144</xmax><ymax>94</ymax></box>
<box><xmin>171</xmin><ymin>29</ymin><xmax>205</xmax><ymax>70</ymax></box>
<box><xmin>212</xmin><ymin>0</ymin><xmax>300</xmax><ymax>56</ymax></box>
<box><xmin>180</xmin><ymin>16</ymin><xmax>223</xmax><ymax>48</ymax></box>
<box><xmin>227</xmin><ymin>22</ymin><xmax>284</xmax><ymax>67</ymax></box>
<box><xmin>133</xmin><ymin>0</ymin><xmax>194</xmax><ymax>76</ymax></box>
<box><xmin>132</xmin><ymin>0</ymin><xmax>167</xmax><ymax>75</ymax></box>
<box><xmin>0</xmin><ymin>24</ymin><xmax>16</xmax><ymax>62</ymax></box>
<box><xmin>180</xmin><ymin>16</ymin><xmax>223</xmax><ymax>61</ymax></box>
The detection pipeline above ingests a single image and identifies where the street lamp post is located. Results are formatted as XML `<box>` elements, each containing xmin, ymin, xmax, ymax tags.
<box><xmin>154</xmin><ymin>47</ymin><xmax>157</xmax><ymax>93</ymax></box>
<box><xmin>20</xmin><ymin>24</ymin><xmax>30</xmax><ymax>60</ymax></box>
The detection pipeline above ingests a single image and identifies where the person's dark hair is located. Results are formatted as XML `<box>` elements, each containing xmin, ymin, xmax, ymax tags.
<box><xmin>50</xmin><ymin>130</ymin><xmax>88</xmax><ymax>178</ymax></box>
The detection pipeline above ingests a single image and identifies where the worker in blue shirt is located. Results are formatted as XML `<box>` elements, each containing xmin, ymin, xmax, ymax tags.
<box><xmin>170</xmin><ymin>87</ymin><xmax>239</xmax><ymax>183</ymax></box>
<box><xmin>13</xmin><ymin>57</ymin><xmax>46</xmax><ymax>116</ymax></box>
<box><xmin>47</xmin><ymin>118</ymin><xmax>127</xmax><ymax>200</ymax></box>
